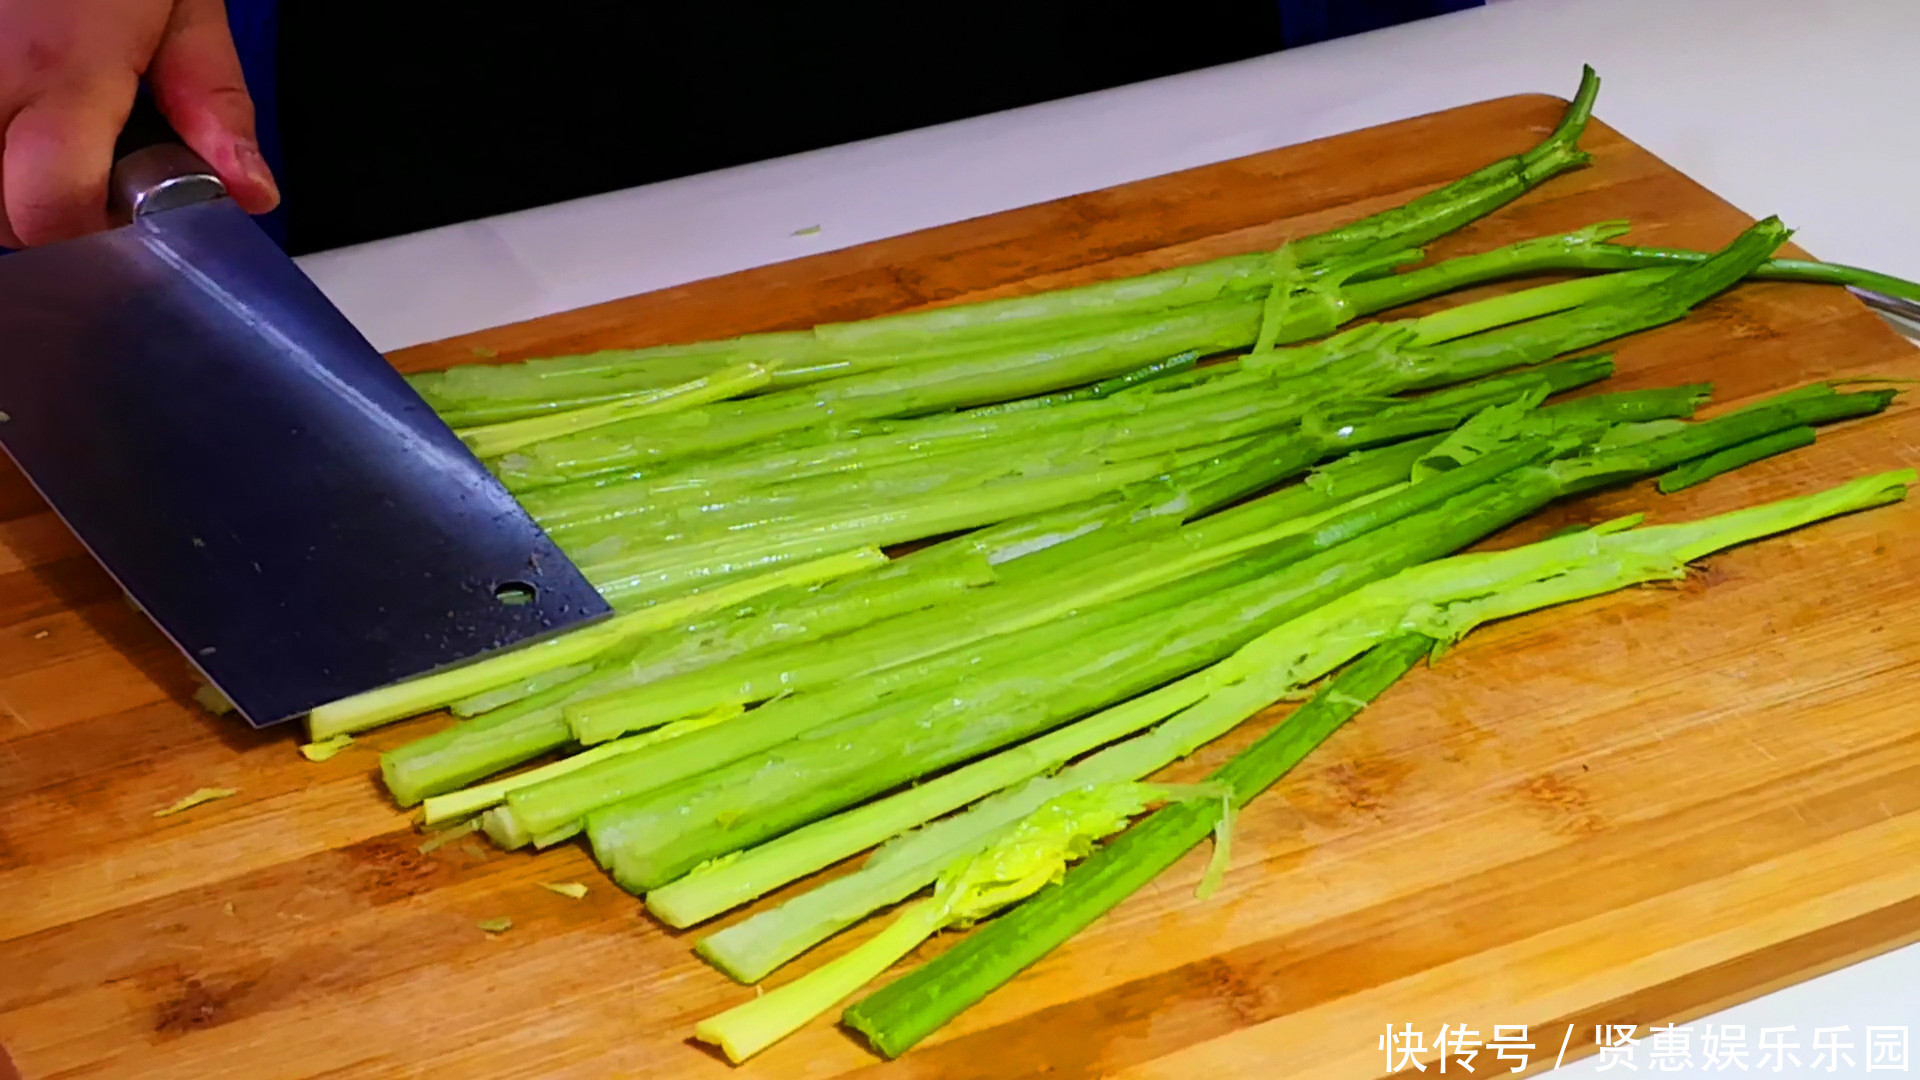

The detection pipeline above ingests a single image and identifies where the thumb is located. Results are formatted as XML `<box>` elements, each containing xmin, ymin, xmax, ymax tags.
<box><xmin>146</xmin><ymin>0</ymin><xmax>278</xmax><ymax>214</ymax></box>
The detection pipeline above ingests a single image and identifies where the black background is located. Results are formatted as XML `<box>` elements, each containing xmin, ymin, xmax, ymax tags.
<box><xmin>276</xmin><ymin>4</ymin><xmax>1285</xmax><ymax>254</ymax></box>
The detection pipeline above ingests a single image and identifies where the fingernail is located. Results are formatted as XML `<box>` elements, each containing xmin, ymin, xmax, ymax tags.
<box><xmin>233</xmin><ymin>141</ymin><xmax>279</xmax><ymax>202</ymax></box>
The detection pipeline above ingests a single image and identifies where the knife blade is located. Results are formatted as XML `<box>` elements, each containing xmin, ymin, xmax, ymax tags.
<box><xmin>0</xmin><ymin>103</ymin><xmax>611</xmax><ymax>727</ymax></box>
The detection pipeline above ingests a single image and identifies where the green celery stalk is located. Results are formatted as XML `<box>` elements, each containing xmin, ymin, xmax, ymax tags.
<box><xmin>606</xmin><ymin>547</ymin><xmax>998</xmax><ymax>689</ymax></box>
<box><xmin>514</xmin><ymin>244</ymin><xmax>1728</xmax><ymax>568</ymax></box>
<box><xmin>1350</xmin><ymin>239</ymin><xmax>1920</xmax><ymax>340</ymax></box>
<box><xmin>418</xmin><ymin>702</ymin><xmax>742</xmax><ymax>826</ymax></box>
<box><xmin>800</xmin><ymin>66</ymin><xmax>1600</xmax><ymax>356</ymax></box>
<box><xmin>454</xmin><ymin>362</ymin><xmax>771</xmax><ymax>459</ymax></box>
<box><xmin>960</xmin><ymin>352</ymin><xmax>1201</xmax><ymax>416</ymax></box>
<box><xmin>1659</xmin><ymin>426</ymin><xmax>1817</xmax><ymax>493</ymax></box>
<box><xmin>571</xmin><ymin>374</ymin><xmax>1657</xmax><ymax>745</ymax></box>
<box><xmin>1310</xmin><ymin>218</ymin><xmax>1792</xmax><ymax>395</ymax></box>
<box><xmin>449</xmin><ymin>662</ymin><xmax>595</xmax><ymax>718</ymax></box>
<box><xmin>537</xmin><ymin>380</ymin><xmax>1352</xmax><ymax>550</ymax></box>
<box><xmin>1300</xmin><ymin>67</ymin><xmax>1600</xmax><ymax>265</ymax></box>
<box><xmin>383</xmin><ymin>695</ymin><xmax>584</xmax><ymax>809</ymax></box>
<box><xmin>565</xmin><ymin>258</ymin><xmax>1684</xmax><ymax>606</ymax></box>
<box><xmin>491</xmin><ymin>78</ymin><xmax>1618</xmax><ymax>493</ymax></box>
<box><xmin>306</xmin><ymin>546</ymin><xmax>887</xmax><ymax>740</ymax></box>
<box><xmin>411</xmin><ymin>333</ymin><xmax>819</xmax><ymax>428</ymax></box>
<box><xmin>1570</xmin><ymin>244</ymin><xmax>1920</xmax><ymax>302</ymax></box>
<box><xmin>671</xmin><ymin>388</ymin><xmax>1741</xmax><ymax>965</ymax></box>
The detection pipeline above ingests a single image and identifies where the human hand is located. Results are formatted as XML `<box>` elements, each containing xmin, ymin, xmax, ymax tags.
<box><xmin>0</xmin><ymin>0</ymin><xmax>278</xmax><ymax>247</ymax></box>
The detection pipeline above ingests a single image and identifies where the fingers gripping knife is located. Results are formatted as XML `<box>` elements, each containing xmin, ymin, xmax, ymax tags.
<box><xmin>0</xmin><ymin>103</ymin><xmax>610</xmax><ymax>726</ymax></box>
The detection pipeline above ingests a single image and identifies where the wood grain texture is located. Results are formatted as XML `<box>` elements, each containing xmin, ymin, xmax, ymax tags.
<box><xmin>3</xmin><ymin>93</ymin><xmax>1918</xmax><ymax>1079</ymax></box>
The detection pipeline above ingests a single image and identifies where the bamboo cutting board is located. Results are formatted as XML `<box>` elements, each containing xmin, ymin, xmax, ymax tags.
<box><xmin>3</xmin><ymin>93</ymin><xmax>1918</xmax><ymax>1080</ymax></box>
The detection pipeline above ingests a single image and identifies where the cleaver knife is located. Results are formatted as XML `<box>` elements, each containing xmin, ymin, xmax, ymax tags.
<box><xmin>0</xmin><ymin>104</ymin><xmax>611</xmax><ymax>727</ymax></box>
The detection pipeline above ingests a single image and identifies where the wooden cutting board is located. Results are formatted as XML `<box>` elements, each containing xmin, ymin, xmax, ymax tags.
<box><xmin>3</xmin><ymin>92</ymin><xmax>1917</xmax><ymax>1080</ymax></box>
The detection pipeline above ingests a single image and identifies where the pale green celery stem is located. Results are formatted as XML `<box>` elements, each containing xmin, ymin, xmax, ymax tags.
<box><xmin>515</xmin><ymin>359</ymin><xmax>1211</xmax><ymax>524</ymax></box>
<box><xmin>1405</xmin><ymin>267</ymin><xmax>1673</xmax><ymax>345</ymax></box>
<box><xmin>383</xmin><ymin>698</ymin><xmax>572</xmax><ymax>808</ymax></box>
<box><xmin>693</xmin><ymin>900</ymin><xmax>942</xmax><ymax>1063</ymax></box>
<box><xmin>451</xmin><ymin>662</ymin><xmax>594</xmax><ymax>718</ymax></box>
<box><xmin>420</xmin><ymin>703</ymin><xmax>741</xmax><ymax>826</ymax></box>
<box><xmin>310</xmin><ymin>625</ymin><xmax>632</xmax><ymax>742</ymax></box>
<box><xmin>412</xmin><ymin>333</ymin><xmax>816</xmax><ymax>426</ymax></box>
<box><xmin>544</xmin><ymin>390</ymin><xmax>1301</xmax><ymax>551</ymax></box>
<box><xmin>482</xmin><ymin>803</ymin><xmax>581</xmax><ymax>850</ymax></box>
<box><xmin>533</xmin><ymin>823</ymin><xmax>580</xmax><ymax>848</ymax></box>
<box><xmin>1658</xmin><ymin>426</ymin><xmax>1817</xmax><ymax>493</ymax></box>
<box><xmin>609</xmin><ymin>547</ymin><xmax>998</xmax><ymax>691</ymax></box>
<box><xmin>481</xmin><ymin>805</ymin><xmax>531</xmax><ymax>849</ymax></box>
<box><xmin>569</xmin><ymin>381</ymin><xmax>1359</xmax><ymax>558</ymax></box>
<box><xmin>454</xmin><ymin>362</ymin><xmax>772</xmax><ymax>459</ymax></box>
<box><xmin>307</xmin><ymin>547</ymin><xmax>887</xmax><ymax>740</ymax></box>
<box><xmin>530</xmin><ymin>255</ymin><xmax>1654</xmax><ymax>550</ymax></box>
<box><xmin>810</xmin><ymin>256</ymin><xmax>1271</xmax><ymax>355</ymax></box>
<box><xmin>424</xmin><ymin>730</ymin><xmax>652</xmax><ymax>827</ymax></box>
<box><xmin>948</xmin><ymin>434</ymin><xmax>1335</xmax><ymax>582</ymax></box>
<box><xmin>685</xmin><ymin>655</ymin><xmax>1276</xmax><ymax>974</ymax></box>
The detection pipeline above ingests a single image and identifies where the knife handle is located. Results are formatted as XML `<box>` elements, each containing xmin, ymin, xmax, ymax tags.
<box><xmin>109</xmin><ymin>92</ymin><xmax>228</xmax><ymax>224</ymax></box>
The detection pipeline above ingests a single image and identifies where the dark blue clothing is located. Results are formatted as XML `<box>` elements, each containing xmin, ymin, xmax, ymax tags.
<box><xmin>225</xmin><ymin>1</ymin><xmax>1482</xmax><ymax>254</ymax></box>
<box><xmin>224</xmin><ymin>0</ymin><xmax>283</xmax><ymax>246</ymax></box>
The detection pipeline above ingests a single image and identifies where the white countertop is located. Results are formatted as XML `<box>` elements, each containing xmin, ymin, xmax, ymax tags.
<box><xmin>294</xmin><ymin>0</ymin><xmax>1920</xmax><ymax>1072</ymax></box>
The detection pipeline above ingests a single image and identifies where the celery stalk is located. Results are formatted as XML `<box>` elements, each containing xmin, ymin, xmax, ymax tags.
<box><xmin>418</xmin><ymin>703</ymin><xmax>742</xmax><ymax>826</ymax></box>
<box><xmin>306</xmin><ymin>547</ymin><xmax>886</xmax><ymax>740</ymax></box>
<box><xmin>454</xmin><ymin>362</ymin><xmax>772</xmax><ymax>459</ymax></box>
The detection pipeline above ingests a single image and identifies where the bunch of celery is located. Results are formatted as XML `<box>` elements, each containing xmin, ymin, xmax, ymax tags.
<box><xmin>665</xmin><ymin>471</ymin><xmax>1911</xmax><ymax>1061</ymax></box>
<box><xmin>367</xmin><ymin>243</ymin><xmax>1739</xmax><ymax>799</ymax></box>
<box><xmin>835</xmin><ymin>468</ymin><xmax>1912</xmax><ymax>1057</ymax></box>
<box><xmin>578</xmin><ymin>373</ymin><xmax>1888</xmax><ymax>901</ymax></box>
<box><xmin>655</xmin><ymin>385</ymin><xmax>1869</xmax><ymax>953</ymax></box>
<box><xmin>403</xmin><ymin>217</ymin><xmax>1790</xmax><ymax>878</ymax></box>
<box><xmin>544</xmin><ymin>225</ymin><xmax>1789</xmax><ymax>609</ymax></box>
